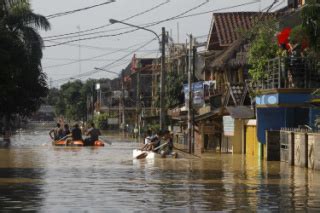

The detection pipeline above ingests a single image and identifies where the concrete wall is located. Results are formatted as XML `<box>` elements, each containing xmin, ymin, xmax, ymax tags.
<box><xmin>229</xmin><ymin>119</ymin><xmax>244</xmax><ymax>154</ymax></box>
<box><xmin>257</xmin><ymin>108</ymin><xmax>309</xmax><ymax>144</ymax></box>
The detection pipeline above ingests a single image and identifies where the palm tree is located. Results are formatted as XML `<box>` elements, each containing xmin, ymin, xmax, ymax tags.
<box><xmin>0</xmin><ymin>0</ymin><xmax>50</xmax><ymax>131</ymax></box>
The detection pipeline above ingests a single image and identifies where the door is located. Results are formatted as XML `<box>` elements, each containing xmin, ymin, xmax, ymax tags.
<box><xmin>245</xmin><ymin>126</ymin><xmax>259</xmax><ymax>157</ymax></box>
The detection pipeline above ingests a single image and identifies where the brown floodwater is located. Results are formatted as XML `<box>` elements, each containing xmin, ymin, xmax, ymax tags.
<box><xmin>0</xmin><ymin>129</ymin><xmax>319</xmax><ymax>212</ymax></box>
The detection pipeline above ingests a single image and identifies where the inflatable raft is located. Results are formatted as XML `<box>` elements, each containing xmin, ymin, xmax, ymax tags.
<box><xmin>52</xmin><ymin>140</ymin><xmax>105</xmax><ymax>147</ymax></box>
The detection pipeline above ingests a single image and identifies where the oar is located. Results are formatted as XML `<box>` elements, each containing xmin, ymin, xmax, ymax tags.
<box><xmin>52</xmin><ymin>135</ymin><xmax>70</xmax><ymax>146</ymax></box>
<box><xmin>100</xmin><ymin>137</ymin><xmax>112</xmax><ymax>145</ymax></box>
<box><xmin>173</xmin><ymin>146</ymin><xmax>201</xmax><ymax>158</ymax></box>
<box><xmin>153</xmin><ymin>142</ymin><xmax>168</xmax><ymax>151</ymax></box>
<box><xmin>135</xmin><ymin>142</ymin><xmax>169</xmax><ymax>159</ymax></box>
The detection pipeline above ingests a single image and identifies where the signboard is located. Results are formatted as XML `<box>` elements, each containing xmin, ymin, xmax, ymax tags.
<box><xmin>184</xmin><ymin>82</ymin><xmax>204</xmax><ymax>108</ymax></box>
<box><xmin>113</xmin><ymin>90</ymin><xmax>129</xmax><ymax>99</ymax></box>
<box><xmin>108</xmin><ymin>118</ymin><xmax>119</xmax><ymax>125</ymax></box>
<box><xmin>223</xmin><ymin>116</ymin><xmax>235</xmax><ymax>136</ymax></box>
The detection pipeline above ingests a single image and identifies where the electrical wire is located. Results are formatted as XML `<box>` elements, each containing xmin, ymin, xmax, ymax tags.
<box><xmin>43</xmin><ymin>0</ymin><xmax>210</xmax><ymax>46</ymax></box>
<box><xmin>44</xmin><ymin>0</ymin><xmax>170</xmax><ymax>39</ymax></box>
<box><xmin>46</xmin><ymin>0</ymin><xmax>116</xmax><ymax>19</ymax></box>
<box><xmin>50</xmin><ymin>37</ymin><xmax>156</xmax><ymax>83</ymax></box>
<box><xmin>43</xmin><ymin>39</ymin><xmax>156</xmax><ymax>69</ymax></box>
<box><xmin>43</xmin><ymin>0</ymin><xmax>260</xmax><ymax>47</ymax></box>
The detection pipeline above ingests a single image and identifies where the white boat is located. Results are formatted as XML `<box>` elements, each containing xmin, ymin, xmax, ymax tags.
<box><xmin>133</xmin><ymin>149</ymin><xmax>178</xmax><ymax>159</ymax></box>
<box><xmin>132</xmin><ymin>149</ymin><xmax>160</xmax><ymax>159</ymax></box>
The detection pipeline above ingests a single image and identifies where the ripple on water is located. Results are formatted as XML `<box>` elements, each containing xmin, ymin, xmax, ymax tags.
<box><xmin>0</xmin><ymin>130</ymin><xmax>319</xmax><ymax>212</ymax></box>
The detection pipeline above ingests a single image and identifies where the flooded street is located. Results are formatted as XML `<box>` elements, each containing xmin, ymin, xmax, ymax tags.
<box><xmin>0</xmin><ymin>130</ymin><xmax>319</xmax><ymax>212</ymax></box>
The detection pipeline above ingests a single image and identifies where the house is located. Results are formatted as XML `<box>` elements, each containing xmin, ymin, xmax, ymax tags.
<box><xmin>194</xmin><ymin>12</ymin><xmax>274</xmax><ymax>156</ymax></box>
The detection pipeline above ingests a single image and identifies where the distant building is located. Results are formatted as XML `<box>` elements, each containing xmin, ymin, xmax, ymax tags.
<box><xmin>30</xmin><ymin>105</ymin><xmax>55</xmax><ymax>121</ymax></box>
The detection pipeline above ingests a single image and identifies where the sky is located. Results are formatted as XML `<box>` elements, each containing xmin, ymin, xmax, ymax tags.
<box><xmin>30</xmin><ymin>0</ymin><xmax>287</xmax><ymax>88</ymax></box>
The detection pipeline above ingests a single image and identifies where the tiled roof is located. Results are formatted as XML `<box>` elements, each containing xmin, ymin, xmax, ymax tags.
<box><xmin>207</xmin><ymin>12</ymin><xmax>274</xmax><ymax>50</ymax></box>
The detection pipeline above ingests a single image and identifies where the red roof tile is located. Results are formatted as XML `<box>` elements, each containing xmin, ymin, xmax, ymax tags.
<box><xmin>207</xmin><ymin>12</ymin><xmax>274</xmax><ymax>50</ymax></box>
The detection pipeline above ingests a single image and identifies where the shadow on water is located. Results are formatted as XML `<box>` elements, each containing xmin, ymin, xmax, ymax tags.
<box><xmin>0</xmin><ymin>129</ymin><xmax>319</xmax><ymax>212</ymax></box>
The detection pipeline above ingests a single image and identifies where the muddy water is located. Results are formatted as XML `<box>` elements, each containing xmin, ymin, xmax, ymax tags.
<box><xmin>0</xmin><ymin>129</ymin><xmax>319</xmax><ymax>212</ymax></box>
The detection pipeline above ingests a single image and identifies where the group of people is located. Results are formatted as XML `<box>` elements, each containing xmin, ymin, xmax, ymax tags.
<box><xmin>49</xmin><ymin>122</ymin><xmax>101</xmax><ymax>146</ymax></box>
<box><xmin>141</xmin><ymin>129</ymin><xmax>177</xmax><ymax>158</ymax></box>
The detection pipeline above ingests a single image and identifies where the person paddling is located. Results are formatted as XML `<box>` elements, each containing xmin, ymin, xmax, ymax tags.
<box><xmin>49</xmin><ymin>123</ymin><xmax>64</xmax><ymax>141</ymax></box>
<box><xmin>63</xmin><ymin>124</ymin><xmax>71</xmax><ymax>136</ymax></box>
<box><xmin>160</xmin><ymin>130</ymin><xmax>177</xmax><ymax>158</ymax></box>
<box><xmin>141</xmin><ymin>130</ymin><xmax>162</xmax><ymax>151</ymax></box>
<box><xmin>84</xmin><ymin>123</ymin><xmax>101</xmax><ymax>146</ymax></box>
<box><xmin>71</xmin><ymin>123</ymin><xmax>83</xmax><ymax>141</ymax></box>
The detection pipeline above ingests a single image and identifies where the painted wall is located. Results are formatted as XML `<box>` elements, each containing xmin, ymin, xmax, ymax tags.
<box><xmin>230</xmin><ymin>119</ymin><xmax>243</xmax><ymax>154</ymax></box>
<box><xmin>257</xmin><ymin>108</ymin><xmax>309</xmax><ymax>144</ymax></box>
<box><xmin>309</xmin><ymin>108</ymin><xmax>320</xmax><ymax>129</ymax></box>
<box><xmin>256</xmin><ymin>93</ymin><xmax>311</xmax><ymax>106</ymax></box>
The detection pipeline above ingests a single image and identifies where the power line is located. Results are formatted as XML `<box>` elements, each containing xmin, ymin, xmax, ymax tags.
<box><xmin>43</xmin><ymin>39</ymin><xmax>156</xmax><ymax>69</ymax></box>
<box><xmin>100</xmin><ymin>38</ymin><xmax>157</xmax><ymax>69</ymax></box>
<box><xmin>46</xmin><ymin>0</ymin><xmax>116</xmax><ymax>19</ymax></box>
<box><xmin>44</xmin><ymin>0</ymin><xmax>170</xmax><ymax>39</ymax></box>
<box><xmin>43</xmin><ymin>0</ymin><xmax>209</xmax><ymax>47</ymax></box>
<box><xmin>43</xmin><ymin>1</ymin><xmax>260</xmax><ymax>47</ymax></box>
<box><xmin>45</xmin><ymin>0</ymin><xmax>208</xmax><ymax>42</ymax></box>
<box><xmin>45</xmin><ymin>40</ymin><xmax>158</xmax><ymax>52</ymax></box>
<box><xmin>51</xmin><ymin>38</ymin><xmax>156</xmax><ymax>83</ymax></box>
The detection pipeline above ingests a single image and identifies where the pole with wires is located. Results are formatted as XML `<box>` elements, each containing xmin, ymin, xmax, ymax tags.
<box><xmin>188</xmin><ymin>34</ymin><xmax>193</xmax><ymax>154</ymax></box>
<box><xmin>160</xmin><ymin>27</ymin><xmax>166</xmax><ymax>130</ymax></box>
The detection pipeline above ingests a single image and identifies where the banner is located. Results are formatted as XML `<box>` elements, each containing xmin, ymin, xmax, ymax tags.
<box><xmin>184</xmin><ymin>82</ymin><xmax>204</xmax><ymax>108</ymax></box>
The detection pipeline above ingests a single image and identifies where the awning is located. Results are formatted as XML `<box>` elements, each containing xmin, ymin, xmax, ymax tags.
<box><xmin>195</xmin><ymin>108</ymin><xmax>221</xmax><ymax>122</ymax></box>
<box><xmin>226</xmin><ymin>106</ymin><xmax>254</xmax><ymax>119</ymax></box>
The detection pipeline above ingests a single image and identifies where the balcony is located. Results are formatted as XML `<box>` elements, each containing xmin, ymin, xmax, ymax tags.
<box><xmin>255</xmin><ymin>57</ymin><xmax>320</xmax><ymax>90</ymax></box>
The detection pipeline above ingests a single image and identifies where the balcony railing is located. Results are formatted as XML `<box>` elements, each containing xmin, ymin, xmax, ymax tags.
<box><xmin>256</xmin><ymin>57</ymin><xmax>320</xmax><ymax>90</ymax></box>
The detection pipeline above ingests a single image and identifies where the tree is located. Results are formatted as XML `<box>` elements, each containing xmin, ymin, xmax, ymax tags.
<box><xmin>53</xmin><ymin>79</ymin><xmax>98</xmax><ymax>122</ymax></box>
<box><xmin>165</xmin><ymin>71</ymin><xmax>187</xmax><ymax>108</ymax></box>
<box><xmin>0</xmin><ymin>0</ymin><xmax>50</xmax><ymax>127</ymax></box>
<box><xmin>248</xmin><ymin>20</ymin><xmax>278</xmax><ymax>82</ymax></box>
<box><xmin>301</xmin><ymin>0</ymin><xmax>320</xmax><ymax>53</ymax></box>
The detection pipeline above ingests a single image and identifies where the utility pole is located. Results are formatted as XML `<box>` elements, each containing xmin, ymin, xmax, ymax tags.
<box><xmin>160</xmin><ymin>27</ymin><xmax>166</xmax><ymax>130</ymax></box>
<box><xmin>192</xmin><ymin>44</ymin><xmax>197</xmax><ymax>154</ymax></box>
<box><xmin>121</xmin><ymin>70</ymin><xmax>126</xmax><ymax>137</ymax></box>
<box><xmin>188</xmin><ymin>34</ymin><xmax>193</xmax><ymax>154</ymax></box>
<box><xmin>137</xmin><ymin>62</ymin><xmax>141</xmax><ymax>140</ymax></box>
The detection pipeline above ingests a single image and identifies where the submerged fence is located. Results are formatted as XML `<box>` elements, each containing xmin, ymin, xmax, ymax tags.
<box><xmin>278</xmin><ymin>128</ymin><xmax>320</xmax><ymax>170</ymax></box>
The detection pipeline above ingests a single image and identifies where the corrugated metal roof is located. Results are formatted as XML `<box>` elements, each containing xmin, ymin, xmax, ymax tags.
<box><xmin>226</xmin><ymin>106</ymin><xmax>254</xmax><ymax>119</ymax></box>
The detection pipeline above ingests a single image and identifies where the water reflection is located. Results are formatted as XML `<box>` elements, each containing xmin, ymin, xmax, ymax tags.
<box><xmin>0</xmin><ymin>129</ymin><xmax>319</xmax><ymax>212</ymax></box>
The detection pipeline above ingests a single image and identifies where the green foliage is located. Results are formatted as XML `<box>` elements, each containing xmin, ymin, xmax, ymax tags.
<box><xmin>0</xmin><ymin>0</ymin><xmax>50</xmax><ymax>120</ymax></box>
<box><xmin>301</xmin><ymin>0</ymin><xmax>320</xmax><ymax>52</ymax></box>
<box><xmin>290</xmin><ymin>25</ymin><xmax>308</xmax><ymax>45</ymax></box>
<box><xmin>93</xmin><ymin>113</ymin><xmax>109</xmax><ymax>130</ymax></box>
<box><xmin>248</xmin><ymin>20</ymin><xmax>278</xmax><ymax>82</ymax></box>
<box><xmin>141</xmin><ymin>123</ymin><xmax>160</xmax><ymax>134</ymax></box>
<box><xmin>165</xmin><ymin>71</ymin><xmax>187</xmax><ymax>108</ymax></box>
<box><xmin>55</xmin><ymin>80</ymin><xmax>88</xmax><ymax>121</ymax></box>
<box><xmin>45</xmin><ymin>88</ymin><xmax>60</xmax><ymax>106</ymax></box>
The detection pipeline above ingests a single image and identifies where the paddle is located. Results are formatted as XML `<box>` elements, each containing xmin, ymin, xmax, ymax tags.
<box><xmin>135</xmin><ymin>142</ymin><xmax>169</xmax><ymax>159</ymax></box>
<box><xmin>51</xmin><ymin>134</ymin><xmax>70</xmax><ymax>145</ymax></box>
<box><xmin>173</xmin><ymin>146</ymin><xmax>201</xmax><ymax>158</ymax></box>
<box><xmin>100</xmin><ymin>137</ymin><xmax>112</xmax><ymax>145</ymax></box>
<box><xmin>153</xmin><ymin>142</ymin><xmax>168</xmax><ymax>151</ymax></box>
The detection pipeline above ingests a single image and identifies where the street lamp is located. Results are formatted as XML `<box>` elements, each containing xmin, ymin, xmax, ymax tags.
<box><xmin>95</xmin><ymin>83</ymin><xmax>101</xmax><ymax>114</ymax></box>
<box><xmin>109</xmin><ymin>19</ymin><xmax>166</xmax><ymax>130</ymax></box>
<box><xmin>94</xmin><ymin>67</ymin><xmax>126</xmax><ymax>133</ymax></box>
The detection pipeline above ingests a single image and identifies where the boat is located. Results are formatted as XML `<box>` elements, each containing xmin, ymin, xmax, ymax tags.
<box><xmin>52</xmin><ymin>140</ymin><xmax>105</xmax><ymax>147</ymax></box>
<box><xmin>133</xmin><ymin>149</ymin><xmax>160</xmax><ymax>159</ymax></box>
<box><xmin>133</xmin><ymin>149</ymin><xmax>178</xmax><ymax>159</ymax></box>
